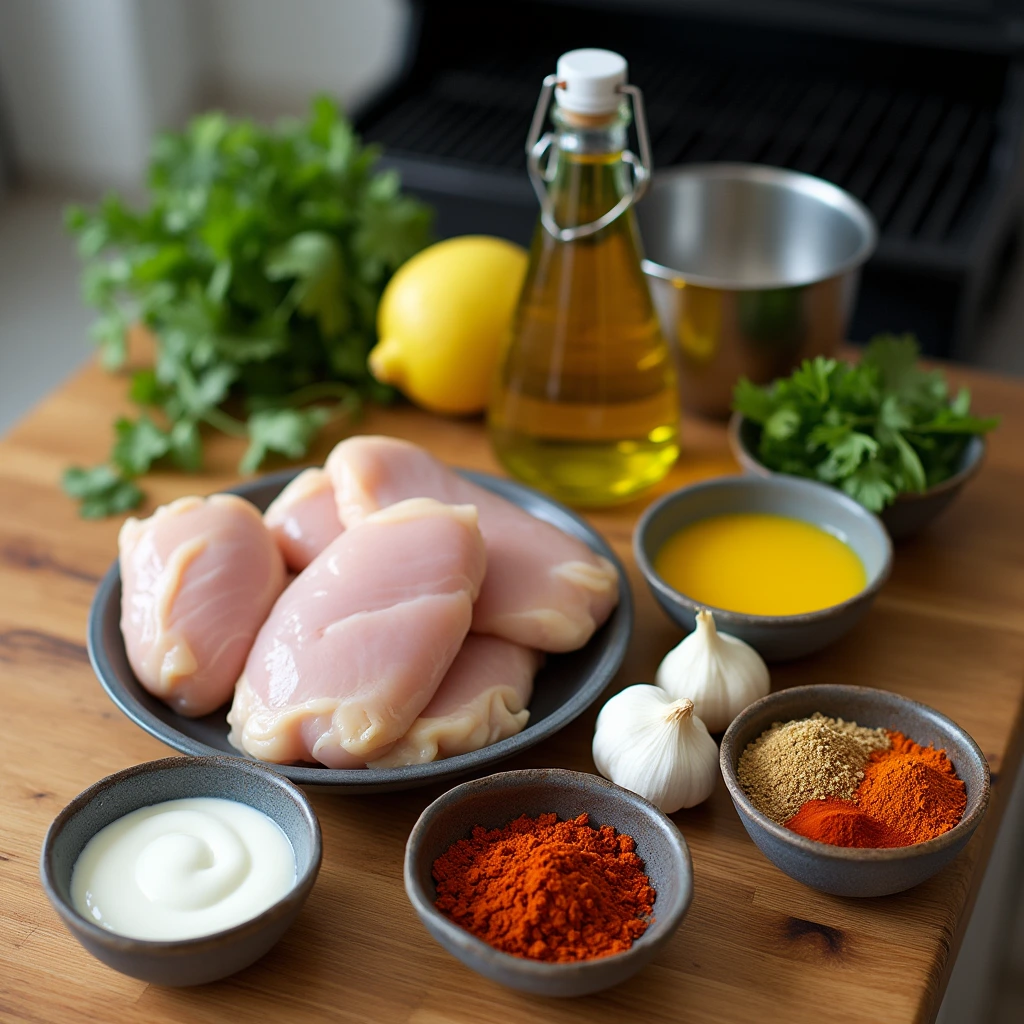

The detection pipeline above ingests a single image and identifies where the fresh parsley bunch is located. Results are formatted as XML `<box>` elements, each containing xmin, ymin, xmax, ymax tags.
<box><xmin>64</xmin><ymin>96</ymin><xmax>432</xmax><ymax>517</ymax></box>
<box><xmin>732</xmin><ymin>335</ymin><xmax>999</xmax><ymax>512</ymax></box>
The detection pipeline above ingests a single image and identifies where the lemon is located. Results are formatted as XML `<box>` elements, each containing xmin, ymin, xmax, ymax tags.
<box><xmin>370</xmin><ymin>235</ymin><xmax>528</xmax><ymax>416</ymax></box>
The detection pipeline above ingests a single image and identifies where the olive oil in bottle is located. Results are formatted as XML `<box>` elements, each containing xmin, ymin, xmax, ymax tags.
<box><xmin>488</xmin><ymin>50</ymin><xmax>679</xmax><ymax>506</ymax></box>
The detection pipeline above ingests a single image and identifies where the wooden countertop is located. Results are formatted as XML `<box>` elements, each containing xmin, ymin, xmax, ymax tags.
<box><xmin>1</xmin><ymin>352</ymin><xmax>1022</xmax><ymax>1024</ymax></box>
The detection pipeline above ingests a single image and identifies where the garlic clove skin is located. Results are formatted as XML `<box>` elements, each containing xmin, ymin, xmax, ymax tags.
<box><xmin>655</xmin><ymin>609</ymin><xmax>769</xmax><ymax>733</ymax></box>
<box><xmin>592</xmin><ymin>684</ymin><xmax>719</xmax><ymax>813</ymax></box>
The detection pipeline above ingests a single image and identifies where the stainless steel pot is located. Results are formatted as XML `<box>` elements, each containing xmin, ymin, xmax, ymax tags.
<box><xmin>637</xmin><ymin>164</ymin><xmax>877</xmax><ymax>418</ymax></box>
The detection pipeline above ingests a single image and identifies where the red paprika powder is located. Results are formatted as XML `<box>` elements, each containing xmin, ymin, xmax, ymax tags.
<box><xmin>432</xmin><ymin>812</ymin><xmax>655</xmax><ymax>962</ymax></box>
<box><xmin>785</xmin><ymin>798</ymin><xmax>911</xmax><ymax>848</ymax></box>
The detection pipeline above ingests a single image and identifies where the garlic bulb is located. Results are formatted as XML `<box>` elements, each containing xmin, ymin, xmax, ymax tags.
<box><xmin>656</xmin><ymin>609</ymin><xmax>769</xmax><ymax>733</ymax></box>
<box><xmin>592</xmin><ymin>685</ymin><xmax>718</xmax><ymax>812</ymax></box>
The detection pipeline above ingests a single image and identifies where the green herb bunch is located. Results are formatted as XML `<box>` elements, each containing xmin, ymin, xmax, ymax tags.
<box><xmin>732</xmin><ymin>335</ymin><xmax>999</xmax><ymax>512</ymax></box>
<box><xmin>64</xmin><ymin>96</ymin><xmax>432</xmax><ymax>517</ymax></box>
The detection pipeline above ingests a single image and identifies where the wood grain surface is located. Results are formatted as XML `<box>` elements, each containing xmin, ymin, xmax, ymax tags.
<box><xmin>1</xmin><ymin>349</ymin><xmax>1022</xmax><ymax>1024</ymax></box>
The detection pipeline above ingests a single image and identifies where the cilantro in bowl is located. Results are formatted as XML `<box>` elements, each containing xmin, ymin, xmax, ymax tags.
<box><xmin>732</xmin><ymin>335</ymin><xmax>999</xmax><ymax>512</ymax></box>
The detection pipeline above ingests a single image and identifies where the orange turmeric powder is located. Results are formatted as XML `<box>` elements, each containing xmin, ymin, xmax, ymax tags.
<box><xmin>786</xmin><ymin>729</ymin><xmax>966</xmax><ymax>848</ymax></box>
<box><xmin>432</xmin><ymin>812</ymin><xmax>655</xmax><ymax>961</ymax></box>
<box><xmin>856</xmin><ymin>730</ymin><xmax>966</xmax><ymax>842</ymax></box>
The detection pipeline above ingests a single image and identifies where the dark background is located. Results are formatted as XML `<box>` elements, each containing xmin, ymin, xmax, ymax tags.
<box><xmin>356</xmin><ymin>0</ymin><xmax>1024</xmax><ymax>359</ymax></box>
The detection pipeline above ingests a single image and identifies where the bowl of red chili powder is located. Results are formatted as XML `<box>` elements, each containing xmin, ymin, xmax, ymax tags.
<box><xmin>720</xmin><ymin>684</ymin><xmax>990</xmax><ymax>897</ymax></box>
<box><xmin>404</xmin><ymin>768</ymin><xmax>693</xmax><ymax>997</ymax></box>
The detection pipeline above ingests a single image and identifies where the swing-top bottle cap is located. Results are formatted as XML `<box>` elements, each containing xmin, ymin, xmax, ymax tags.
<box><xmin>554</xmin><ymin>49</ymin><xmax>628</xmax><ymax>115</ymax></box>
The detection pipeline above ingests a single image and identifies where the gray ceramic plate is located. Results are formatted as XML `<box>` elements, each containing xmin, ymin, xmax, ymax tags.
<box><xmin>404</xmin><ymin>768</ymin><xmax>693</xmax><ymax>997</ymax></box>
<box><xmin>40</xmin><ymin>756</ymin><xmax>321</xmax><ymax>985</ymax></box>
<box><xmin>719</xmin><ymin>684</ymin><xmax>989</xmax><ymax>897</ymax></box>
<box><xmin>88</xmin><ymin>469</ymin><xmax>633</xmax><ymax>793</ymax></box>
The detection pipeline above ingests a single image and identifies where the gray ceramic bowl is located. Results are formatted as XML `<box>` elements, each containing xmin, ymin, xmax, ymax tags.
<box><xmin>88</xmin><ymin>467</ymin><xmax>632</xmax><ymax>793</ymax></box>
<box><xmin>720</xmin><ymin>684</ymin><xmax>989</xmax><ymax>897</ymax></box>
<box><xmin>404</xmin><ymin>768</ymin><xmax>692</xmax><ymax>997</ymax></box>
<box><xmin>729</xmin><ymin>412</ymin><xmax>986</xmax><ymax>541</ymax></box>
<box><xmin>633</xmin><ymin>474</ymin><xmax>892</xmax><ymax>661</ymax></box>
<box><xmin>40</xmin><ymin>756</ymin><xmax>322</xmax><ymax>985</ymax></box>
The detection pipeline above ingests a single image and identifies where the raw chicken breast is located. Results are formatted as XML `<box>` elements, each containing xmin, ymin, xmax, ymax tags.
<box><xmin>325</xmin><ymin>436</ymin><xmax>619</xmax><ymax>652</ymax></box>
<box><xmin>119</xmin><ymin>494</ymin><xmax>286</xmax><ymax>717</ymax></box>
<box><xmin>370</xmin><ymin>636</ymin><xmax>541</xmax><ymax>767</ymax></box>
<box><xmin>263</xmin><ymin>468</ymin><xmax>343</xmax><ymax>571</ymax></box>
<box><xmin>228</xmin><ymin>498</ymin><xmax>487</xmax><ymax>768</ymax></box>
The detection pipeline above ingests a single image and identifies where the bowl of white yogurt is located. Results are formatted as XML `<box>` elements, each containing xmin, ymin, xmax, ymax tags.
<box><xmin>39</xmin><ymin>756</ymin><xmax>322</xmax><ymax>986</ymax></box>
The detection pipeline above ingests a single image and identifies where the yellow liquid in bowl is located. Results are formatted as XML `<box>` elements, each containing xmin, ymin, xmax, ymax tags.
<box><xmin>654</xmin><ymin>513</ymin><xmax>867</xmax><ymax>616</ymax></box>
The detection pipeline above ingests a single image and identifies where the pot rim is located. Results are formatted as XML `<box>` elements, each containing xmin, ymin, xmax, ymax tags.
<box><xmin>640</xmin><ymin>163</ymin><xmax>878</xmax><ymax>291</ymax></box>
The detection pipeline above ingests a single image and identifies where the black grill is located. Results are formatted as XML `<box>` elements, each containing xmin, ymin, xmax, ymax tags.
<box><xmin>356</xmin><ymin>1</ymin><xmax>1024</xmax><ymax>355</ymax></box>
<box><xmin>365</xmin><ymin>58</ymin><xmax>1002</xmax><ymax>259</ymax></box>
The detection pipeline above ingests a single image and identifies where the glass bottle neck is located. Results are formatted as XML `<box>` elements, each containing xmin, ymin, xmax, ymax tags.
<box><xmin>551</xmin><ymin>103</ymin><xmax>630</xmax><ymax>157</ymax></box>
<box><xmin>545</xmin><ymin>103</ymin><xmax>633</xmax><ymax>231</ymax></box>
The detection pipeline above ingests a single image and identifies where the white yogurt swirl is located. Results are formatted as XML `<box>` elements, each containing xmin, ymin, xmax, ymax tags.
<box><xmin>70</xmin><ymin>797</ymin><xmax>296</xmax><ymax>941</ymax></box>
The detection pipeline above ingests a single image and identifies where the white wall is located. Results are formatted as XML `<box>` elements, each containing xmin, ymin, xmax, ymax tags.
<box><xmin>204</xmin><ymin>0</ymin><xmax>409</xmax><ymax>118</ymax></box>
<box><xmin>0</xmin><ymin>0</ymin><xmax>407</xmax><ymax>189</ymax></box>
<box><xmin>0</xmin><ymin>0</ymin><xmax>206</xmax><ymax>189</ymax></box>
<box><xmin>136</xmin><ymin>0</ymin><xmax>210</xmax><ymax>134</ymax></box>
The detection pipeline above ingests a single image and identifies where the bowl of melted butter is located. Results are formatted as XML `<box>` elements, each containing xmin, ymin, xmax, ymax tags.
<box><xmin>634</xmin><ymin>475</ymin><xmax>892</xmax><ymax>661</ymax></box>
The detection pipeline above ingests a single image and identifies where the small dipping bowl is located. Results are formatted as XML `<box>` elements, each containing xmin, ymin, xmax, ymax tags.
<box><xmin>729</xmin><ymin>412</ymin><xmax>987</xmax><ymax>541</ymax></box>
<box><xmin>633</xmin><ymin>474</ymin><xmax>892</xmax><ymax>661</ymax></box>
<box><xmin>40</xmin><ymin>756</ymin><xmax>322</xmax><ymax>986</ymax></box>
<box><xmin>404</xmin><ymin>768</ymin><xmax>692</xmax><ymax>997</ymax></box>
<box><xmin>720</xmin><ymin>684</ymin><xmax>989</xmax><ymax>897</ymax></box>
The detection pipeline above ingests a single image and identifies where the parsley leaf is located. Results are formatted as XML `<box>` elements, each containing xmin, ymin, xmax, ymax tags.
<box><xmin>764</xmin><ymin>407</ymin><xmax>800</xmax><ymax>441</ymax></box>
<box><xmin>62</xmin><ymin>466</ymin><xmax>144</xmax><ymax>519</ymax></box>
<box><xmin>889</xmin><ymin>428</ymin><xmax>927</xmax><ymax>492</ymax></box>
<box><xmin>112</xmin><ymin>415</ymin><xmax>171</xmax><ymax>476</ymax></box>
<box><xmin>732</xmin><ymin>377</ymin><xmax>776</xmax><ymax>423</ymax></box>
<box><xmin>862</xmin><ymin>334</ymin><xmax>918</xmax><ymax>395</ymax></box>
<box><xmin>64</xmin><ymin>97</ymin><xmax>432</xmax><ymax>517</ymax></box>
<box><xmin>790</xmin><ymin>357</ymin><xmax>835</xmax><ymax>404</ymax></box>
<box><xmin>732</xmin><ymin>335</ymin><xmax>999</xmax><ymax>511</ymax></box>
<box><xmin>265</xmin><ymin>232</ymin><xmax>349</xmax><ymax>338</ymax></box>
<box><xmin>841</xmin><ymin>459</ymin><xmax>898</xmax><ymax>512</ymax></box>
<box><xmin>818</xmin><ymin>431</ymin><xmax>878</xmax><ymax>482</ymax></box>
<box><xmin>240</xmin><ymin>407</ymin><xmax>333</xmax><ymax>475</ymax></box>
<box><xmin>168</xmin><ymin>420</ymin><xmax>203</xmax><ymax>471</ymax></box>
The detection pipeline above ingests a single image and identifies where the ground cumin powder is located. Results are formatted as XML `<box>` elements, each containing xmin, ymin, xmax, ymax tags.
<box><xmin>737</xmin><ymin>713</ymin><xmax>891</xmax><ymax>823</ymax></box>
<box><xmin>432</xmin><ymin>812</ymin><xmax>655</xmax><ymax>962</ymax></box>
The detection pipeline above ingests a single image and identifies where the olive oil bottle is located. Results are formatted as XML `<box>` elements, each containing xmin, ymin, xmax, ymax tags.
<box><xmin>488</xmin><ymin>50</ymin><xmax>679</xmax><ymax>506</ymax></box>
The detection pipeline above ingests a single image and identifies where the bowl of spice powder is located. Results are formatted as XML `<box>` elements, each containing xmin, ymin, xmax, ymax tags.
<box><xmin>404</xmin><ymin>768</ymin><xmax>693</xmax><ymax>997</ymax></box>
<box><xmin>720</xmin><ymin>684</ymin><xmax>989</xmax><ymax>897</ymax></box>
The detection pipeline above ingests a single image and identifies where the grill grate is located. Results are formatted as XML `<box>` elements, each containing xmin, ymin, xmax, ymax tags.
<box><xmin>362</xmin><ymin>54</ymin><xmax>1001</xmax><ymax>255</ymax></box>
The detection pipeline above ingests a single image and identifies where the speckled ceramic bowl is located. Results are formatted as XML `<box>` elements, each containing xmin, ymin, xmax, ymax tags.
<box><xmin>720</xmin><ymin>685</ymin><xmax>989</xmax><ymax>897</ymax></box>
<box><xmin>404</xmin><ymin>769</ymin><xmax>692</xmax><ymax>997</ymax></box>
<box><xmin>40</xmin><ymin>756</ymin><xmax>322</xmax><ymax>986</ymax></box>
<box><xmin>728</xmin><ymin>412</ymin><xmax>987</xmax><ymax>541</ymax></box>
<box><xmin>633</xmin><ymin>474</ymin><xmax>892</xmax><ymax>661</ymax></box>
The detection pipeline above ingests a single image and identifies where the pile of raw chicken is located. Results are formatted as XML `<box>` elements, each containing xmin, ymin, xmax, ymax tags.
<box><xmin>119</xmin><ymin>437</ymin><xmax>620</xmax><ymax>769</ymax></box>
